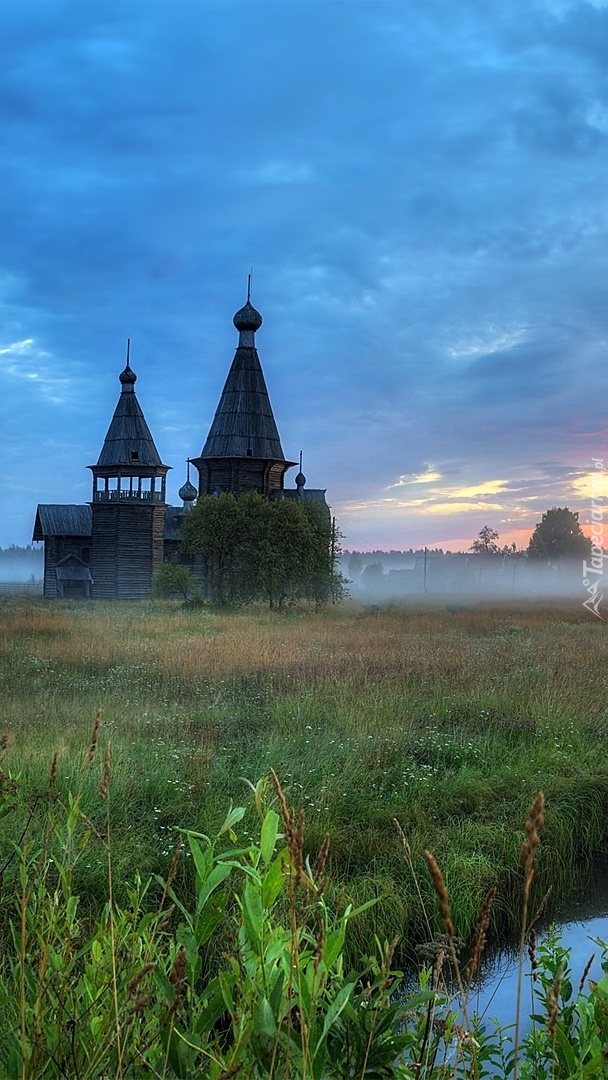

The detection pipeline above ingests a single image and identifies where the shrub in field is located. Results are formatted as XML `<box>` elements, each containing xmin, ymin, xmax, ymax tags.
<box><xmin>0</xmin><ymin>736</ymin><xmax>607</xmax><ymax>1077</ymax></box>
<box><xmin>151</xmin><ymin>564</ymin><xmax>202</xmax><ymax>604</ymax></box>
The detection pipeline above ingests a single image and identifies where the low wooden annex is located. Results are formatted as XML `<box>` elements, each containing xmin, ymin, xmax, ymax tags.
<box><xmin>33</xmin><ymin>295</ymin><xmax>328</xmax><ymax>599</ymax></box>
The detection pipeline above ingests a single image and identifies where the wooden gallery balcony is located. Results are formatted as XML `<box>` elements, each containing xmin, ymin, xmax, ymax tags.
<box><xmin>92</xmin><ymin>489</ymin><xmax>165</xmax><ymax>503</ymax></box>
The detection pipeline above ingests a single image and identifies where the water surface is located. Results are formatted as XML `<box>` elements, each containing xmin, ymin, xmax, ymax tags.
<box><xmin>473</xmin><ymin>861</ymin><xmax>608</xmax><ymax>1032</ymax></box>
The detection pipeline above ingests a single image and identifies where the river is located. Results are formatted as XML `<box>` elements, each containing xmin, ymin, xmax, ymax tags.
<box><xmin>472</xmin><ymin>859</ymin><xmax>608</xmax><ymax>1033</ymax></box>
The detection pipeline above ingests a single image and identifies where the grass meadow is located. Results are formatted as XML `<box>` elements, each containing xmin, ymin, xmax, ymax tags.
<box><xmin>1</xmin><ymin>595</ymin><xmax>607</xmax><ymax>960</ymax></box>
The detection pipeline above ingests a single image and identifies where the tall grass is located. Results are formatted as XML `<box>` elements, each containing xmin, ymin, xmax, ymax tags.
<box><xmin>0</xmin><ymin>597</ymin><xmax>607</xmax><ymax>955</ymax></box>
<box><xmin>0</xmin><ymin>739</ymin><xmax>606</xmax><ymax>1078</ymax></box>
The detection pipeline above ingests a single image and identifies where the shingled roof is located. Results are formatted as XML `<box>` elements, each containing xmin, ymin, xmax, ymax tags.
<box><xmin>200</xmin><ymin>300</ymin><xmax>287</xmax><ymax>461</ymax></box>
<box><xmin>55</xmin><ymin>554</ymin><xmax>93</xmax><ymax>582</ymax></box>
<box><xmin>33</xmin><ymin>503</ymin><xmax>183</xmax><ymax>543</ymax></box>
<box><xmin>95</xmin><ymin>363</ymin><xmax>164</xmax><ymax>468</ymax></box>
<box><xmin>33</xmin><ymin>505</ymin><xmax>92</xmax><ymax>541</ymax></box>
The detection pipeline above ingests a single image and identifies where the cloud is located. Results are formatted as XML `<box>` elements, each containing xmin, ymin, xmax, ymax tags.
<box><xmin>0</xmin><ymin>338</ymin><xmax>70</xmax><ymax>403</ymax></box>
<box><xmin>384</xmin><ymin>474</ymin><xmax>512</xmax><ymax>500</ymax></box>
<box><xmin>447</xmin><ymin>327</ymin><xmax>529</xmax><ymax>360</ymax></box>
<box><xmin>241</xmin><ymin>160</ymin><xmax>316</xmax><ymax>185</ymax></box>
<box><xmin>419</xmin><ymin>500</ymin><xmax>506</xmax><ymax>515</ymax></box>
<box><xmin>450</xmin><ymin>480</ymin><xmax>512</xmax><ymax>498</ymax></box>
<box><xmin>569</xmin><ymin>469</ymin><xmax>608</xmax><ymax>501</ymax></box>
<box><xmin>387</xmin><ymin>468</ymin><xmax>443</xmax><ymax>488</ymax></box>
<box><xmin>340</xmin><ymin>497</ymin><xmax>428</xmax><ymax>514</ymax></box>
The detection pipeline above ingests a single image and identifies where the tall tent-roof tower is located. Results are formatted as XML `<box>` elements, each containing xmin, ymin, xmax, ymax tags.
<box><xmin>191</xmin><ymin>294</ymin><xmax>296</xmax><ymax>497</ymax></box>
<box><xmin>94</xmin><ymin>358</ymin><xmax>165</xmax><ymax>470</ymax></box>
<box><xmin>88</xmin><ymin>344</ymin><xmax>170</xmax><ymax>598</ymax></box>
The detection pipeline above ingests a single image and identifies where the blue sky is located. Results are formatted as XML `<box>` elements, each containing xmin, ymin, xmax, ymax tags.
<box><xmin>2</xmin><ymin>0</ymin><xmax>607</xmax><ymax>551</ymax></box>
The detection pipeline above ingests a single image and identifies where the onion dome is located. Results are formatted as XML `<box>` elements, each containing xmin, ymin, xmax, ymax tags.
<box><xmin>179</xmin><ymin>479</ymin><xmax>197</xmax><ymax>503</ymax></box>
<box><xmin>295</xmin><ymin>452</ymin><xmax>306</xmax><ymax>490</ymax></box>
<box><xmin>119</xmin><ymin>363</ymin><xmax>137</xmax><ymax>388</ymax></box>
<box><xmin>233</xmin><ymin>300</ymin><xmax>263</xmax><ymax>333</ymax></box>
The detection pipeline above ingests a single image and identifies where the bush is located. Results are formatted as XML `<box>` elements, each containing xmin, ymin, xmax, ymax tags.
<box><xmin>151</xmin><ymin>563</ymin><xmax>202</xmax><ymax>604</ymax></box>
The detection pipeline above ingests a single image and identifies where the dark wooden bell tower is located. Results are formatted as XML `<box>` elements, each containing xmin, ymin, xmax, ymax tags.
<box><xmin>89</xmin><ymin>347</ymin><xmax>170</xmax><ymax>598</ymax></box>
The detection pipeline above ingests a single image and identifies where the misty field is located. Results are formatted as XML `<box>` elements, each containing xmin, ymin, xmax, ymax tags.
<box><xmin>1</xmin><ymin>596</ymin><xmax>607</xmax><ymax>958</ymax></box>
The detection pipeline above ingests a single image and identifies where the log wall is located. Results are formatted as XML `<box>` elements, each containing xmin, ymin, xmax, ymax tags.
<box><xmin>91</xmin><ymin>503</ymin><xmax>166</xmax><ymax>599</ymax></box>
<box><xmin>195</xmin><ymin>458</ymin><xmax>290</xmax><ymax>496</ymax></box>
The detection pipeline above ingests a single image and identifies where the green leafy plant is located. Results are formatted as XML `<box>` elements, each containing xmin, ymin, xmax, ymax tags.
<box><xmin>1</xmin><ymin>731</ymin><xmax>608</xmax><ymax>1078</ymax></box>
<box><xmin>515</xmin><ymin>932</ymin><xmax>608</xmax><ymax>1079</ymax></box>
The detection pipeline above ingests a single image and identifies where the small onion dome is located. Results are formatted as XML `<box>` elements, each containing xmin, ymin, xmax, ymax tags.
<box><xmin>295</xmin><ymin>471</ymin><xmax>306</xmax><ymax>488</ymax></box>
<box><xmin>119</xmin><ymin>364</ymin><xmax>137</xmax><ymax>386</ymax></box>
<box><xmin>179</xmin><ymin>479</ymin><xmax>198</xmax><ymax>503</ymax></box>
<box><xmin>233</xmin><ymin>300</ymin><xmax>263</xmax><ymax>332</ymax></box>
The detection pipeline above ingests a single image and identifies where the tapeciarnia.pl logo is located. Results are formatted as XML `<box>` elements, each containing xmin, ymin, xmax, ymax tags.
<box><xmin>582</xmin><ymin>458</ymin><xmax>605</xmax><ymax>620</ymax></box>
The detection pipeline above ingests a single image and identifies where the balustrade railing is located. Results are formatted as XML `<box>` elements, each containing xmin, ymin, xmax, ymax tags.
<box><xmin>93</xmin><ymin>490</ymin><xmax>164</xmax><ymax>503</ymax></box>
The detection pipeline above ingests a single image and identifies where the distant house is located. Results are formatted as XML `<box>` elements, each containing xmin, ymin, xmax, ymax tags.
<box><xmin>33</xmin><ymin>295</ymin><xmax>328</xmax><ymax>599</ymax></box>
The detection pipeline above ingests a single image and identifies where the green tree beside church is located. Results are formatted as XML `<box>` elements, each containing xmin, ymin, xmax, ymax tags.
<box><xmin>180</xmin><ymin>492</ymin><xmax>343</xmax><ymax>608</ymax></box>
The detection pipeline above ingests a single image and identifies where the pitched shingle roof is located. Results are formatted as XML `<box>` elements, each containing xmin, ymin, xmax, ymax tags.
<box><xmin>200</xmin><ymin>302</ymin><xmax>286</xmax><ymax>461</ymax></box>
<box><xmin>95</xmin><ymin>364</ymin><xmax>164</xmax><ymax>468</ymax></box>
<box><xmin>33</xmin><ymin>505</ymin><xmax>92</xmax><ymax>541</ymax></box>
<box><xmin>55</xmin><ymin>554</ymin><xmax>93</xmax><ymax>582</ymax></box>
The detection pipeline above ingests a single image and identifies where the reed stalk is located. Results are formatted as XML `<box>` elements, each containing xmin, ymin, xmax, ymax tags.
<box><xmin>513</xmin><ymin>790</ymin><xmax>544</xmax><ymax>1080</ymax></box>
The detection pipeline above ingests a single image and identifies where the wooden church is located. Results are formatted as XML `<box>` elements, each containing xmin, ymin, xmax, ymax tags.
<box><xmin>33</xmin><ymin>294</ymin><xmax>328</xmax><ymax>599</ymax></box>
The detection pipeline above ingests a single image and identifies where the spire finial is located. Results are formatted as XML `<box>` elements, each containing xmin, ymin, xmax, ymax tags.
<box><xmin>295</xmin><ymin>450</ymin><xmax>306</xmax><ymax>492</ymax></box>
<box><xmin>119</xmin><ymin>339</ymin><xmax>137</xmax><ymax>387</ymax></box>
<box><xmin>186</xmin><ymin>457</ymin><xmax>191</xmax><ymax>482</ymax></box>
<box><xmin>247</xmin><ymin>271</ymin><xmax>252</xmax><ymax>303</ymax></box>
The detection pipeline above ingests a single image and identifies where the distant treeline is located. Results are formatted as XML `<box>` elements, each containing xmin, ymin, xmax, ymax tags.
<box><xmin>345</xmin><ymin>548</ymin><xmax>453</xmax><ymax>556</ymax></box>
<box><xmin>341</xmin><ymin>548</ymin><xmax>469</xmax><ymax>573</ymax></box>
<box><xmin>0</xmin><ymin>545</ymin><xmax>43</xmax><ymax>582</ymax></box>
